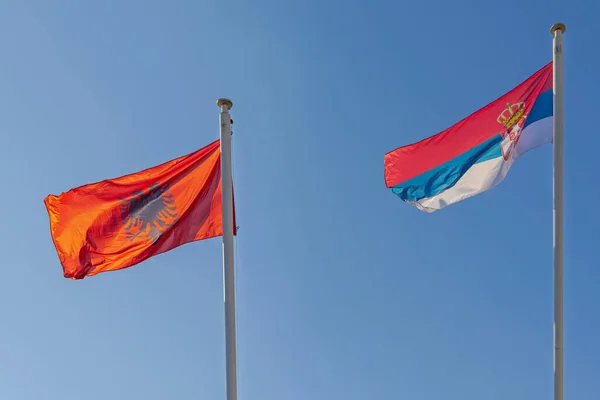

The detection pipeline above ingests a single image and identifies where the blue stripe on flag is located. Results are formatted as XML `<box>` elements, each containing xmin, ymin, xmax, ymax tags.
<box><xmin>391</xmin><ymin>134</ymin><xmax>503</xmax><ymax>202</ymax></box>
<box><xmin>524</xmin><ymin>89</ymin><xmax>553</xmax><ymax>128</ymax></box>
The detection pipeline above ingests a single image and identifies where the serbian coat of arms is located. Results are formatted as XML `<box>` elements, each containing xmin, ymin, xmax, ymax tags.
<box><xmin>497</xmin><ymin>101</ymin><xmax>528</xmax><ymax>160</ymax></box>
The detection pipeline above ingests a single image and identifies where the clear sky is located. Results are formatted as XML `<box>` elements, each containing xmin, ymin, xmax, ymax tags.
<box><xmin>0</xmin><ymin>1</ymin><xmax>598</xmax><ymax>399</ymax></box>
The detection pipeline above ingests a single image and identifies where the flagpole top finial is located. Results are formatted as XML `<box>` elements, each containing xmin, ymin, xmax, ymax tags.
<box><xmin>217</xmin><ymin>98</ymin><xmax>233</xmax><ymax>110</ymax></box>
<box><xmin>551</xmin><ymin>23</ymin><xmax>566</xmax><ymax>35</ymax></box>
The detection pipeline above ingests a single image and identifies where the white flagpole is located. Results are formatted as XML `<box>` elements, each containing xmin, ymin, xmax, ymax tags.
<box><xmin>217</xmin><ymin>98</ymin><xmax>238</xmax><ymax>400</ymax></box>
<box><xmin>551</xmin><ymin>23</ymin><xmax>565</xmax><ymax>400</ymax></box>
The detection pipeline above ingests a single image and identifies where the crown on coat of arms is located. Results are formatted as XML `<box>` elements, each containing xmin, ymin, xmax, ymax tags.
<box><xmin>497</xmin><ymin>101</ymin><xmax>526</xmax><ymax>129</ymax></box>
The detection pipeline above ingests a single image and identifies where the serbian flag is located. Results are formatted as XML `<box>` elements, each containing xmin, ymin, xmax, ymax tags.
<box><xmin>384</xmin><ymin>62</ymin><xmax>553</xmax><ymax>212</ymax></box>
<box><xmin>44</xmin><ymin>140</ymin><xmax>234</xmax><ymax>279</ymax></box>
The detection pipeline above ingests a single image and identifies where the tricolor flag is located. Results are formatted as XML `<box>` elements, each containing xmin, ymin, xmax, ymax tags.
<box><xmin>384</xmin><ymin>62</ymin><xmax>553</xmax><ymax>212</ymax></box>
<box><xmin>44</xmin><ymin>139</ymin><xmax>235</xmax><ymax>280</ymax></box>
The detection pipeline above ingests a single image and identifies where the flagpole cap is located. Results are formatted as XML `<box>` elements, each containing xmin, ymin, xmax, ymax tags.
<box><xmin>217</xmin><ymin>98</ymin><xmax>233</xmax><ymax>110</ymax></box>
<box><xmin>551</xmin><ymin>23</ymin><xmax>566</xmax><ymax>35</ymax></box>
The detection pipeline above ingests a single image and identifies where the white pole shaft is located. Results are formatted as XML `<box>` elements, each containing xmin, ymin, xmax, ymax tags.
<box><xmin>551</xmin><ymin>23</ymin><xmax>565</xmax><ymax>400</ymax></box>
<box><xmin>218</xmin><ymin>98</ymin><xmax>237</xmax><ymax>400</ymax></box>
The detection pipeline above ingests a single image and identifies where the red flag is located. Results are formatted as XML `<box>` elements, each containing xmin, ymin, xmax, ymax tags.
<box><xmin>44</xmin><ymin>140</ymin><xmax>234</xmax><ymax>279</ymax></box>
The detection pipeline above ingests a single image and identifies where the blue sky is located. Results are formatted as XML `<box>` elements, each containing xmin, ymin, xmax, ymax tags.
<box><xmin>0</xmin><ymin>0</ymin><xmax>598</xmax><ymax>399</ymax></box>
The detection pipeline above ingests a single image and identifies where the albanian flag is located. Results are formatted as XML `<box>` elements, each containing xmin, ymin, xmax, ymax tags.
<box><xmin>44</xmin><ymin>140</ymin><xmax>234</xmax><ymax>280</ymax></box>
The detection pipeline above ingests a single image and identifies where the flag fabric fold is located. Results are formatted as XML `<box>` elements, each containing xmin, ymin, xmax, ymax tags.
<box><xmin>44</xmin><ymin>139</ymin><xmax>234</xmax><ymax>279</ymax></box>
<box><xmin>384</xmin><ymin>62</ymin><xmax>553</xmax><ymax>212</ymax></box>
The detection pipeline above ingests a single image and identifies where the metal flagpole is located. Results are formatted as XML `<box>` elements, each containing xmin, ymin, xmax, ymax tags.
<box><xmin>217</xmin><ymin>98</ymin><xmax>238</xmax><ymax>400</ymax></box>
<box><xmin>551</xmin><ymin>22</ymin><xmax>565</xmax><ymax>400</ymax></box>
